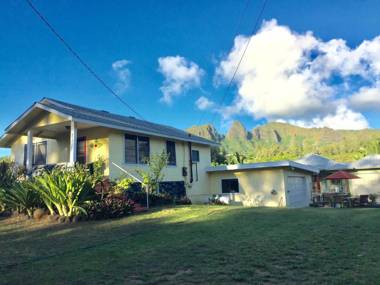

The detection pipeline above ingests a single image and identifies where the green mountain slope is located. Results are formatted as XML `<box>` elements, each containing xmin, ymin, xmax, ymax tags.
<box><xmin>187</xmin><ymin>121</ymin><xmax>380</xmax><ymax>164</ymax></box>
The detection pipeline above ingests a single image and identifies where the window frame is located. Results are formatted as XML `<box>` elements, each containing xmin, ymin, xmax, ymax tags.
<box><xmin>191</xmin><ymin>149</ymin><xmax>200</xmax><ymax>162</ymax></box>
<box><xmin>166</xmin><ymin>140</ymin><xmax>176</xmax><ymax>166</ymax></box>
<box><xmin>221</xmin><ymin>178</ymin><xmax>239</xmax><ymax>194</ymax></box>
<box><xmin>24</xmin><ymin>141</ymin><xmax>47</xmax><ymax>167</ymax></box>
<box><xmin>76</xmin><ymin>137</ymin><xmax>87</xmax><ymax>165</ymax></box>
<box><xmin>124</xmin><ymin>134</ymin><xmax>150</xmax><ymax>164</ymax></box>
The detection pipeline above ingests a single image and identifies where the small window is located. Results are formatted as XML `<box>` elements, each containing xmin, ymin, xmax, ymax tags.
<box><xmin>191</xmin><ymin>150</ymin><xmax>200</xmax><ymax>162</ymax></box>
<box><xmin>166</xmin><ymin>141</ymin><xmax>176</xmax><ymax>166</ymax></box>
<box><xmin>138</xmin><ymin>136</ymin><xmax>150</xmax><ymax>164</ymax></box>
<box><xmin>125</xmin><ymin>134</ymin><xmax>150</xmax><ymax>164</ymax></box>
<box><xmin>125</xmin><ymin>134</ymin><xmax>137</xmax><ymax>163</ymax></box>
<box><xmin>221</xmin><ymin>179</ymin><xmax>239</xmax><ymax>193</ymax></box>
<box><xmin>24</xmin><ymin>141</ymin><xmax>47</xmax><ymax>166</ymax></box>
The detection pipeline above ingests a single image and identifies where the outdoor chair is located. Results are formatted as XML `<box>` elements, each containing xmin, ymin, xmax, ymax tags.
<box><xmin>359</xmin><ymin>195</ymin><xmax>369</xmax><ymax>207</ymax></box>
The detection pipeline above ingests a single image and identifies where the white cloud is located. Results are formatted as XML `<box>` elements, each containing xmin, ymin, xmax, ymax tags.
<box><xmin>158</xmin><ymin>56</ymin><xmax>204</xmax><ymax>104</ymax></box>
<box><xmin>195</xmin><ymin>96</ymin><xmax>215</xmax><ymax>110</ymax></box>
<box><xmin>214</xmin><ymin>19</ymin><xmax>380</xmax><ymax>129</ymax></box>
<box><xmin>282</xmin><ymin>105</ymin><xmax>369</xmax><ymax>130</ymax></box>
<box><xmin>112</xmin><ymin>59</ymin><xmax>131</xmax><ymax>94</ymax></box>
<box><xmin>350</xmin><ymin>83</ymin><xmax>380</xmax><ymax>110</ymax></box>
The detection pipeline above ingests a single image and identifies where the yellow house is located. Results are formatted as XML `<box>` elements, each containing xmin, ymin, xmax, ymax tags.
<box><xmin>0</xmin><ymin>98</ymin><xmax>217</xmax><ymax>202</ymax></box>
<box><xmin>4</xmin><ymin>99</ymin><xmax>378</xmax><ymax>208</ymax></box>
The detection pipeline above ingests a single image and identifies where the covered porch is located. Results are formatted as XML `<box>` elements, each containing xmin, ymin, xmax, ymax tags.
<box><xmin>311</xmin><ymin>170</ymin><xmax>376</xmax><ymax>207</ymax></box>
<box><xmin>0</xmin><ymin>106</ymin><xmax>109</xmax><ymax>174</ymax></box>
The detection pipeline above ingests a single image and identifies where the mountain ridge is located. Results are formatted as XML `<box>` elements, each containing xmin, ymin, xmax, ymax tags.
<box><xmin>187</xmin><ymin>121</ymin><xmax>380</xmax><ymax>164</ymax></box>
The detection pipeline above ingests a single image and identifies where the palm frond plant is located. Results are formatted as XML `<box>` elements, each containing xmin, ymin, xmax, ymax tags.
<box><xmin>30</xmin><ymin>165</ymin><xmax>94</xmax><ymax>218</ymax></box>
<box><xmin>0</xmin><ymin>181</ymin><xmax>41</xmax><ymax>217</ymax></box>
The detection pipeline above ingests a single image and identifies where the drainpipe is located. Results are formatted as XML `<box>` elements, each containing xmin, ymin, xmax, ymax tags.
<box><xmin>188</xmin><ymin>142</ymin><xmax>193</xmax><ymax>183</ymax></box>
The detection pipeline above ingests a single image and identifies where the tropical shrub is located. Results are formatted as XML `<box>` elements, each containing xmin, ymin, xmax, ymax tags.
<box><xmin>30</xmin><ymin>165</ymin><xmax>94</xmax><ymax>218</ymax></box>
<box><xmin>369</xmin><ymin>193</ymin><xmax>379</xmax><ymax>206</ymax></box>
<box><xmin>0</xmin><ymin>181</ymin><xmax>41</xmax><ymax>217</ymax></box>
<box><xmin>0</xmin><ymin>160</ymin><xmax>19</xmax><ymax>189</ymax></box>
<box><xmin>174</xmin><ymin>196</ymin><xmax>192</xmax><ymax>205</ymax></box>
<box><xmin>124</xmin><ymin>190</ymin><xmax>185</xmax><ymax>207</ymax></box>
<box><xmin>114</xmin><ymin>177</ymin><xmax>134</xmax><ymax>194</ymax></box>
<box><xmin>208</xmin><ymin>195</ymin><xmax>228</xmax><ymax>205</ymax></box>
<box><xmin>85</xmin><ymin>194</ymin><xmax>134</xmax><ymax>220</ymax></box>
<box><xmin>0</xmin><ymin>160</ymin><xmax>26</xmax><ymax>214</ymax></box>
<box><xmin>136</xmin><ymin>151</ymin><xmax>168</xmax><ymax>194</ymax></box>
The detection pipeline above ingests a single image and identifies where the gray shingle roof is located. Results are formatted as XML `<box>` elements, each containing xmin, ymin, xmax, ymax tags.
<box><xmin>5</xmin><ymin>97</ymin><xmax>217</xmax><ymax>146</ymax></box>
<box><xmin>349</xmin><ymin>155</ymin><xmax>380</xmax><ymax>169</ymax></box>
<box><xmin>295</xmin><ymin>154</ymin><xmax>349</xmax><ymax>171</ymax></box>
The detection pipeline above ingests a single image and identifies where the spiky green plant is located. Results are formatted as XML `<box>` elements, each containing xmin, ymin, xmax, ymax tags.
<box><xmin>30</xmin><ymin>165</ymin><xmax>93</xmax><ymax>218</ymax></box>
<box><xmin>0</xmin><ymin>181</ymin><xmax>40</xmax><ymax>217</ymax></box>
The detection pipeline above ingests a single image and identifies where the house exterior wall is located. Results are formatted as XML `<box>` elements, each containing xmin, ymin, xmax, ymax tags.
<box><xmin>349</xmin><ymin>169</ymin><xmax>380</xmax><ymax>197</ymax></box>
<box><xmin>11</xmin><ymin>136</ymin><xmax>61</xmax><ymax>165</ymax></box>
<box><xmin>208</xmin><ymin>168</ymin><xmax>287</xmax><ymax>207</ymax></box>
<box><xmin>107</xmin><ymin>131</ymin><xmax>211</xmax><ymax>202</ymax></box>
<box><xmin>33</xmin><ymin>112</ymin><xmax>69</xmax><ymax>128</ymax></box>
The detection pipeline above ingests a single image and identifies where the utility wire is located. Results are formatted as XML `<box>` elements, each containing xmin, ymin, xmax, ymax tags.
<box><xmin>202</xmin><ymin>0</ymin><xmax>268</xmax><ymax>126</ymax></box>
<box><xmin>25</xmin><ymin>0</ymin><xmax>145</xmax><ymax>120</ymax></box>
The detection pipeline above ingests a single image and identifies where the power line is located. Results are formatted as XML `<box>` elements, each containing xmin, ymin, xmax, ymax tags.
<box><xmin>25</xmin><ymin>0</ymin><xmax>145</xmax><ymax>120</ymax></box>
<box><xmin>202</xmin><ymin>0</ymin><xmax>268</xmax><ymax>126</ymax></box>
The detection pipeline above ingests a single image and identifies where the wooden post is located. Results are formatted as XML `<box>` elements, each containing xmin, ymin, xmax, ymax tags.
<box><xmin>69</xmin><ymin>120</ymin><xmax>77</xmax><ymax>166</ymax></box>
<box><xmin>146</xmin><ymin>185</ymin><xmax>149</xmax><ymax>209</ymax></box>
<box><xmin>26</xmin><ymin>130</ymin><xmax>33</xmax><ymax>174</ymax></box>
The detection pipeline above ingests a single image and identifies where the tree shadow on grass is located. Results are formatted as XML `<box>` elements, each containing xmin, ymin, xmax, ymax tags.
<box><xmin>1</xmin><ymin>206</ymin><xmax>380</xmax><ymax>284</ymax></box>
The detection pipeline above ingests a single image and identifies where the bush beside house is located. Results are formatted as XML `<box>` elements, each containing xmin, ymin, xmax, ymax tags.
<box><xmin>0</xmin><ymin>156</ymin><xmax>191</xmax><ymax>222</ymax></box>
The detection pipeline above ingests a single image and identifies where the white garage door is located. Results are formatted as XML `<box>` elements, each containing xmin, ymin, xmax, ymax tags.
<box><xmin>286</xmin><ymin>176</ymin><xmax>309</xmax><ymax>208</ymax></box>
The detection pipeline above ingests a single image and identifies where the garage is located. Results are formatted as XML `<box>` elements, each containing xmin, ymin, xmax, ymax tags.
<box><xmin>286</xmin><ymin>176</ymin><xmax>309</xmax><ymax>208</ymax></box>
<box><xmin>206</xmin><ymin>161</ymin><xmax>317</xmax><ymax>207</ymax></box>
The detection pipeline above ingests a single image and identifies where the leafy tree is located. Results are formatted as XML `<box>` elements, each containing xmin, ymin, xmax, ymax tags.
<box><xmin>136</xmin><ymin>151</ymin><xmax>168</xmax><ymax>194</ymax></box>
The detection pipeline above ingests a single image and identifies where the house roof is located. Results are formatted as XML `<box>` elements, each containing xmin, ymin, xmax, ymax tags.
<box><xmin>295</xmin><ymin>154</ymin><xmax>349</xmax><ymax>171</ymax></box>
<box><xmin>0</xmin><ymin>98</ymin><xmax>218</xmax><ymax>147</ymax></box>
<box><xmin>296</xmin><ymin>153</ymin><xmax>380</xmax><ymax>171</ymax></box>
<box><xmin>349</xmin><ymin>155</ymin><xmax>380</xmax><ymax>169</ymax></box>
<box><xmin>206</xmin><ymin>160</ymin><xmax>319</xmax><ymax>174</ymax></box>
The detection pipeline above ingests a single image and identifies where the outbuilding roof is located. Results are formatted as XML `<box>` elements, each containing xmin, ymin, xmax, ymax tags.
<box><xmin>295</xmin><ymin>154</ymin><xmax>349</xmax><ymax>171</ymax></box>
<box><xmin>206</xmin><ymin>160</ymin><xmax>319</xmax><ymax>174</ymax></box>
<box><xmin>0</xmin><ymin>98</ymin><xmax>218</xmax><ymax>147</ymax></box>
<box><xmin>349</xmin><ymin>154</ymin><xmax>380</xmax><ymax>169</ymax></box>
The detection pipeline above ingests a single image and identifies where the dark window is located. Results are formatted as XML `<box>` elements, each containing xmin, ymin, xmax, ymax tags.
<box><xmin>77</xmin><ymin>137</ymin><xmax>86</xmax><ymax>164</ymax></box>
<box><xmin>34</xmin><ymin>141</ymin><xmax>47</xmax><ymax>166</ymax></box>
<box><xmin>125</xmin><ymin>134</ymin><xmax>137</xmax><ymax>163</ymax></box>
<box><xmin>24</xmin><ymin>141</ymin><xmax>47</xmax><ymax>166</ymax></box>
<box><xmin>125</xmin><ymin>134</ymin><xmax>150</xmax><ymax>164</ymax></box>
<box><xmin>191</xmin><ymin>150</ymin><xmax>200</xmax><ymax>162</ymax></box>
<box><xmin>221</xmin><ymin>179</ymin><xmax>239</xmax><ymax>193</ymax></box>
<box><xmin>166</xmin><ymin>141</ymin><xmax>176</xmax><ymax>165</ymax></box>
<box><xmin>138</xmin><ymin>136</ymin><xmax>150</xmax><ymax>164</ymax></box>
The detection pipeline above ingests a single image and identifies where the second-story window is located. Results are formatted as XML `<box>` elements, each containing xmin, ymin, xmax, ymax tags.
<box><xmin>125</xmin><ymin>134</ymin><xmax>150</xmax><ymax>164</ymax></box>
<box><xmin>166</xmin><ymin>141</ymin><xmax>176</xmax><ymax>166</ymax></box>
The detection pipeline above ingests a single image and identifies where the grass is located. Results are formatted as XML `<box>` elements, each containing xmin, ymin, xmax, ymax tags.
<box><xmin>1</xmin><ymin>206</ymin><xmax>380</xmax><ymax>284</ymax></box>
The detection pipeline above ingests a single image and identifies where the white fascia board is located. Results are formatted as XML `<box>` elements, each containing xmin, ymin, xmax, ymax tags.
<box><xmin>206</xmin><ymin>160</ymin><xmax>319</xmax><ymax>174</ymax></box>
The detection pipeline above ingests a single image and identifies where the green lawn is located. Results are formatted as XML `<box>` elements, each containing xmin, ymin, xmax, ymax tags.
<box><xmin>1</xmin><ymin>206</ymin><xmax>380</xmax><ymax>284</ymax></box>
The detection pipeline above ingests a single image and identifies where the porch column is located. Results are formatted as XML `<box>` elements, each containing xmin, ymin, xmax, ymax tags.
<box><xmin>69</xmin><ymin>120</ymin><xmax>77</xmax><ymax>166</ymax></box>
<box><xmin>26</xmin><ymin>130</ymin><xmax>33</xmax><ymax>174</ymax></box>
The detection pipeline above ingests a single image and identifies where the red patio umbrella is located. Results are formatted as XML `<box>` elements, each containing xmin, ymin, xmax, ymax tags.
<box><xmin>325</xmin><ymin>170</ymin><xmax>360</xmax><ymax>194</ymax></box>
<box><xmin>325</xmin><ymin>170</ymin><xmax>360</xmax><ymax>180</ymax></box>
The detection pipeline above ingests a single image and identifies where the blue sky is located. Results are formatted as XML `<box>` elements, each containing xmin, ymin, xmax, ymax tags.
<box><xmin>1</xmin><ymin>0</ymin><xmax>380</xmax><ymax>157</ymax></box>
